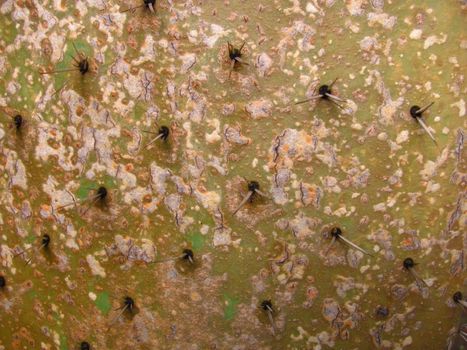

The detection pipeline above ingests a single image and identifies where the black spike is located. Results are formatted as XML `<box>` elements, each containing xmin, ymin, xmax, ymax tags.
<box><xmin>375</xmin><ymin>306</ymin><xmax>389</xmax><ymax>318</ymax></box>
<box><xmin>403</xmin><ymin>257</ymin><xmax>415</xmax><ymax>270</ymax></box>
<box><xmin>229</xmin><ymin>47</ymin><xmax>242</xmax><ymax>61</ymax></box>
<box><xmin>97</xmin><ymin>186</ymin><xmax>108</xmax><ymax>200</ymax></box>
<box><xmin>330</xmin><ymin>227</ymin><xmax>342</xmax><ymax>238</ymax></box>
<box><xmin>318</xmin><ymin>85</ymin><xmax>331</xmax><ymax>99</ymax></box>
<box><xmin>410</xmin><ymin>105</ymin><xmax>421</xmax><ymax>119</ymax></box>
<box><xmin>159</xmin><ymin>126</ymin><xmax>170</xmax><ymax>141</ymax></box>
<box><xmin>79</xmin><ymin>59</ymin><xmax>89</xmax><ymax>75</ymax></box>
<box><xmin>14</xmin><ymin>114</ymin><xmax>23</xmax><ymax>130</ymax></box>
<box><xmin>261</xmin><ymin>299</ymin><xmax>273</xmax><ymax>312</ymax></box>
<box><xmin>453</xmin><ymin>291</ymin><xmax>463</xmax><ymax>304</ymax></box>
<box><xmin>248</xmin><ymin>181</ymin><xmax>260</xmax><ymax>192</ymax></box>
<box><xmin>41</xmin><ymin>234</ymin><xmax>51</xmax><ymax>248</ymax></box>
<box><xmin>123</xmin><ymin>296</ymin><xmax>135</xmax><ymax>312</ymax></box>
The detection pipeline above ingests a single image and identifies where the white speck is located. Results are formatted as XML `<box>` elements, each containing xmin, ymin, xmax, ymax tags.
<box><xmin>403</xmin><ymin>336</ymin><xmax>413</xmax><ymax>346</ymax></box>
<box><xmin>409</xmin><ymin>29</ymin><xmax>422</xmax><ymax>40</ymax></box>
<box><xmin>360</xmin><ymin>265</ymin><xmax>370</xmax><ymax>273</ymax></box>
<box><xmin>450</xmin><ymin>99</ymin><xmax>465</xmax><ymax>117</ymax></box>
<box><xmin>86</xmin><ymin>255</ymin><xmax>106</xmax><ymax>278</ymax></box>
<box><xmin>424</xmin><ymin>34</ymin><xmax>448</xmax><ymax>50</ymax></box>
<box><xmin>306</xmin><ymin>2</ymin><xmax>319</xmax><ymax>13</ymax></box>
<box><xmin>373</xmin><ymin>202</ymin><xmax>386</xmax><ymax>212</ymax></box>
<box><xmin>396</xmin><ymin>130</ymin><xmax>409</xmax><ymax>144</ymax></box>
<box><xmin>200</xmin><ymin>225</ymin><xmax>209</xmax><ymax>235</ymax></box>
<box><xmin>377</xmin><ymin>132</ymin><xmax>388</xmax><ymax>141</ymax></box>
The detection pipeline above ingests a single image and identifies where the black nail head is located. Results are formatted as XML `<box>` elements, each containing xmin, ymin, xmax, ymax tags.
<box><xmin>261</xmin><ymin>299</ymin><xmax>273</xmax><ymax>311</ymax></box>
<box><xmin>79</xmin><ymin>59</ymin><xmax>89</xmax><ymax>75</ymax></box>
<box><xmin>42</xmin><ymin>234</ymin><xmax>51</xmax><ymax>248</ymax></box>
<box><xmin>14</xmin><ymin>115</ymin><xmax>23</xmax><ymax>130</ymax></box>
<box><xmin>375</xmin><ymin>306</ymin><xmax>389</xmax><ymax>318</ymax></box>
<box><xmin>97</xmin><ymin>186</ymin><xmax>108</xmax><ymax>200</ymax></box>
<box><xmin>229</xmin><ymin>48</ymin><xmax>242</xmax><ymax>61</ymax></box>
<box><xmin>403</xmin><ymin>258</ymin><xmax>415</xmax><ymax>270</ymax></box>
<box><xmin>159</xmin><ymin>126</ymin><xmax>170</xmax><ymax>141</ymax></box>
<box><xmin>453</xmin><ymin>291</ymin><xmax>463</xmax><ymax>304</ymax></box>
<box><xmin>318</xmin><ymin>85</ymin><xmax>331</xmax><ymax>98</ymax></box>
<box><xmin>182</xmin><ymin>249</ymin><xmax>194</xmax><ymax>261</ymax></box>
<box><xmin>248</xmin><ymin>181</ymin><xmax>260</xmax><ymax>192</ymax></box>
<box><xmin>124</xmin><ymin>296</ymin><xmax>135</xmax><ymax>312</ymax></box>
<box><xmin>330</xmin><ymin>227</ymin><xmax>342</xmax><ymax>238</ymax></box>
<box><xmin>410</xmin><ymin>105</ymin><xmax>421</xmax><ymax>119</ymax></box>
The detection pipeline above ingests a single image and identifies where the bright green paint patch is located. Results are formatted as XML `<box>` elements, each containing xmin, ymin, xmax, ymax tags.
<box><xmin>26</xmin><ymin>233</ymin><xmax>36</xmax><ymax>244</ymax></box>
<box><xmin>76</xmin><ymin>176</ymin><xmax>116</xmax><ymax>200</ymax></box>
<box><xmin>223</xmin><ymin>294</ymin><xmax>238</xmax><ymax>321</ymax></box>
<box><xmin>25</xmin><ymin>289</ymin><xmax>37</xmax><ymax>300</ymax></box>
<box><xmin>95</xmin><ymin>291</ymin><xmax>111</xmax><ymax>315</ymax></box>
<box><xmin>104</xmin><ymin>176</ymin><xmax>117</xmax><ymax>189</ymax></box>
<box><xmin>77</xmin><ymin>179</ymin><xmax>95</xmax><ymax>200</ymax></box>
<box><xmin>59</xmin><ymin>334</ymin><xmax>68</xmax><ymax>350</ymax></box>
<box><xmin>188</xmin><ymin>232</ymin><xmax>205</xmax><ymax>251</ymax></box>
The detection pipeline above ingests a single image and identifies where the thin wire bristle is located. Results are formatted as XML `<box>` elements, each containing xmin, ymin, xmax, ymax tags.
<box><xmin>267</xmin><ymin>310</ymin><xmax>277</xmax><ymax>336</ymax></box>
<box><xmin>228</xmin><ymin>59</ymin><xmax>235</xmax><ymax>79</ymax></box>
<box><xmin>254</xmin><ymin>189</ymin><xmax>269</xmax><ymax>198</ymax></box>
<box><xmin>55</xmin><ymin>198</ymin><xmax>80</xmax><ymax>211</ymax></box>
<box><xmin>146</xmin><ymin>133</ymin><xmax>164</xmax><ymax>148</ymax></box>
<box><xmin>25</xmin><ymin>256</ymin><xmax>33</xmax><ymax>266</ymax></box>
<box><xmin>40</xmin><ymin>68</ymin><xmax>81</xmax><ymax>75</ymax></box>
<box><xmin>141</xmin><ymin>130</ymin><xmax>158</xmax><ymax>135</ymax></box>
<box><xmin>338</xmin><ymin>235</ymin><xmax>373</xmax><ymax>257</ymax></box>
<box><xmin>294</xmin><ymin>95</ymin><xmax>322</xmax><ymax>105</ymax></box>
<box><xmin>324</xmin><ymin>236</ymin><xmax>336</xmax><ymax>256</ymax></box>
<box><xmin>416</xmin><ymin>118</ymin><xmax>437</xmax><ymax>145</ymax></box>
<box><xmin>235</xmin><ymin>57</ymin><xmax>249</xmax><ymax>65</ymax></box>
<box><xmin>416</xmin><ymin>102</ymin><xmax>434</xmax><ymax>114</ymax></box>
<box><xmin>108</xmin><ymin>304</ymin><xmax>129</xmax><ymax>327</ymax></box>
<box><xmin>81</xmin><ymin>196</ymin><xmax>101</xmax><ymax>216</ymax></box>
<box><xmin>13</xmin><ymin>249</ymin><xmax>28</xmax><ymax>258</ymax></box>
<box><xmin>325</xmin><ymin>93</ymin><xmax>345</xmax><ymax>102</ymax></box>
<box><xmin>233</xmin><ymin>191</ymin><xmax>253</xmax><ymax>215</ymax></box>
<box><xmin>71</xmin><ymin>42</ymin><xmax>81</xmax><ymax>57</ymax></box>
<box><xmin>329</xmin><ymin>78</ymin><xmax>338</xmax><ymax>88</ymax></box>
<box><xmin>327</xmin><ymin>97</ymin><xmax>345</xmax><ymax>110</ymax></box>
<box><xmin>148</xmin><ymin>256</ymin><xmax>179</xmax><ymax>265</ymax></box>
<box><xmin>409</xmin><ymin>269</ymin><xmax>428</xmax><ymax>287</ymax></box>
<box><xmin>120</xmin><ymin>4</ymin><xmax>144</xmax><ymax>13</ymax></box>
<box><xmin>69</xmin><ymin>54</ymin><xmax>80</xmax><ymax>65</ymax></box>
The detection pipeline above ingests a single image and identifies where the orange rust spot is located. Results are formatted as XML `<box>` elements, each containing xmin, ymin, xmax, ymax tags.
<box><xmin>40</xmin><ymin>204</ymin><xmax>51</xmax><ymax>211</ymax></box>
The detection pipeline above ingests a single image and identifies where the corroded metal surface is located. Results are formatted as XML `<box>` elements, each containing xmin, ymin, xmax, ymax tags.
<box><xmin>0</xmin><ymin>1</ymin><xmax>466</xmax><ymax>349</ymax></box>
